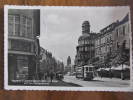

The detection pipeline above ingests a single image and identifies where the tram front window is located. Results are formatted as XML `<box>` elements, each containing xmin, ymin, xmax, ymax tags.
<box><xmin>89</xmin><ymin>67</ymin><xmax>93</xmax><ymax>71</ymax></box>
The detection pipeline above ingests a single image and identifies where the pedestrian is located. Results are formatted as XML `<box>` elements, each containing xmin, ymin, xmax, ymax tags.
<box><xmin>109</xmin><ymin>69</ymin><xmax>113</xmax><ymax>79</ymax></box>
<box><xmin>44</xmin><ymin>73</ymin><xmax>48</xmax><ymax>81</ymax></box>
<box><xmin>50</xmin><ymin>72</ymin><xmax>54</xmax><ymax>83</ymax></box>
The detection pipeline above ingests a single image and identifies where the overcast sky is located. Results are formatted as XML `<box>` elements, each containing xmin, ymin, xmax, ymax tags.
<box><xmin>40</xmin><ymin>6</ymin><xmax>130</xmax><ymax>65</ymax></box>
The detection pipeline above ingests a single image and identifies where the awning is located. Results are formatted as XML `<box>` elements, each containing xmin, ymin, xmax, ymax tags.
<box><xmin>111</xmin><ymin>65</ymin><xmax>129</xmax><ymax>71</ymax></box>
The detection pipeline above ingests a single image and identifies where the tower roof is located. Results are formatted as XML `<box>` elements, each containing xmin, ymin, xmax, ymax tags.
<box><xmin>82</xmin><ymin>21</ymin><xmax>90</xmax><ymax>25</ymax></box>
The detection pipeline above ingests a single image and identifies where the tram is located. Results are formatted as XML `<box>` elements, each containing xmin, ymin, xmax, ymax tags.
<box><xmin>76</xmin><ymin>66</ymin><xmax>83</xmax><ymax>78</ymax></box>
<box><xmin>76</xmin><ymin>65</ymin><xmax>95</xmax><ymax>80</ymax></box>
<box><xmin>83</xmin><ymin>65</ymin><xmax>95</xmax><ymax>80</ymax></box>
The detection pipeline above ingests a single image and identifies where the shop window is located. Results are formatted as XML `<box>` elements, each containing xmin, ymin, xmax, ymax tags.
<box><xmin>16</xmin><ymin>56</ymin><xmax>28</xmax><ymax>80</ymax></box>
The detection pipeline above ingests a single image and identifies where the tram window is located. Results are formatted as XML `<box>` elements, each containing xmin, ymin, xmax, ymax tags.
<box><xmin>86</xmin><ymin>67</ymin><xmax>88</xmax><ymax>71</ymax></box>
<box><xmin>89</xmin><ymin>67</ymin><xmax>93</xmax><ymax>71</ymax></box>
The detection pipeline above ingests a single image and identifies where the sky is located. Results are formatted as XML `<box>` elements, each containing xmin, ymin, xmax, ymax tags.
<box><xmin>40</xmin><ymin>6</ymin><xmax>130</xmax><ymax>65</ymax></box>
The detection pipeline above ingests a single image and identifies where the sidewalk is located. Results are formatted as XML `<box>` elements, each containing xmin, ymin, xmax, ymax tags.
<box><xmin>94</xmin><ymin>77</ymin><xmax>129</xmax><ymax>83</ymax></box>
<box><xmin>63</xmin><ymin>75</ymin><xmax>129</xmax><ymax>87</ymax></box>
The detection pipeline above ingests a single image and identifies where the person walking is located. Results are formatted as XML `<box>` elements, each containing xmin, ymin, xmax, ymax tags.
<box><xmin>44</xmin><ymin>73</ymin><xmax>48</xmax><ymax>82</ymax></box>
<box><xmin>50</xmin><ymin>72</ymin><xmax>54</xmax><ymax>83</ymax></box>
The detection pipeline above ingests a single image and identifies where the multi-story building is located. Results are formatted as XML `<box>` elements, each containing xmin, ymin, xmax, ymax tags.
<box><xmin>8</xmin><ymin>9</ymin><xmax>40</xmax><ymax>83</ymax></box>
<box><xmin>74</xmin><ymin>14</ymin><xmax>130</xmax><ymax>79</ymax></box>
<box><xmin>113</xmin><ymin>14</ymin><xmax>130</xmax><ymax>52</ymax></box>
<box><xmin>94</xmin><ymin>13</ymin><xmax>130</xmax><ymax>68</ymax></box>
<box><xmin>94</xmin><ymin>23</ymin><xmax>116</xmax><ymax>67</ymax></box>
<box><xmin>112</xmin><ymin>14</ymin><xmax>130</xmax><ymax>65</ymax></box>
<box><xmin>75</xmin><ymin>21</ymin><xmax>97</xmax><ymax>66</ymax></box>
<box><xmin>39</xmin><ymin>47</ymin><xmax>53</xmax><ymax>75</ymax></box>
<box><xmin>39</xmin><ymin>47</ymin><xmax>64</xmax><ymax>79</ymax></box>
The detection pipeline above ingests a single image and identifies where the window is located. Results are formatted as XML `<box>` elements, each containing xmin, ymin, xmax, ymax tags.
<box><xmin>31</xmin><ymin>44</ymin><xmax>34</xmax><ymax>53</ymax></box>
<box><xmin>116</xmin><ymin>29</ymin><xmax>119</xmax><ymax>37</ymax></box>
<box><xmin>8</xmin><ymin>22</ymin><xmax>14</xmax><ymax>36</ymax></box>
<box><xmin>106</xmin><ymin>38</ymin><xmax>109</xmax><ymax>42</ymax></box>
<box><xmin>27</xmin><ymin>18</ymin><xmax>32</xmax><ymax>38</ymax></box>
<box><xmin>128</xmin><ymin>24</ymin><xmax>130</xmax><ymax>33</ymax></box>
<box><xmin>123</xmin><ymin>26</ymin><xmax>125</xmax><ymax>36</ymax></box>
<box><xmin>15</xmin><ymin>15</ymin><xmax>20</xmax><ymax>36</ymax></box>
<box><xmin>122</xmin><ymin>40</ymin><xmax>126</xmax><ymax>48</ymax></box>
<box><xmin>105</xmin><ymin>46</ymin><xmax>107</xmax><ymax>52</ymax></box>
<box><xmin>19</xmin><ymin>16</ymin><xmax>33</xmax><ymax>38</ymax></box>
<box><xmin>8</xmin><ymin>15</ymin><xmax>14</xmax><ymax>36</ymax></box>
<box><xmin>21</xmin><ymin>16</ymin><xmax>27</xmax><ymax>37</ymax></box>
<box><xmin>109</xmin><ymin>47</ymin><xmax>111</xmax><ymax>53</ymax></box>
<box><xmin>117</xmin><ymin>42</ymin><xmax>119</xmax><ymax>49</ymax></box>
<box><xmin>85</xmin><ymin>47</ymin><xmax>87</xmax><ymax>51</ymax></box>
<box><xmin>110</xmin><ymin>36</ymin><xmax>112</xmax><ymax>41</ymax></box>
<box><xmin>86</xmin><ymin>67</ymin><xmax>88</xmax><ymax>71</ymax></box>
<box><xmin>8</xmin><ymin>40</ymin><xmax>11</xmax><ymax>50</ymax></box>
<box><xmin>89</xmin><ymin>67</ymin><xmax>93</xmax><ymax>71</ymax></box>
<box><xmin>8</xmin><ymin>15</ymin><xmax>20</xmax><ymax>36</ymax></box>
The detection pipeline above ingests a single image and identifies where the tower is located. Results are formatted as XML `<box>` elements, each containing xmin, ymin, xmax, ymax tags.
<box><xmin>82</xmin><ymin>21</ymin><xmax>90</xmax><ymax>34</ymax></box>
<box><xmin>67</xmin><ymin>56</ymin><xmax>71</xmax><ymax>66</ymax></box>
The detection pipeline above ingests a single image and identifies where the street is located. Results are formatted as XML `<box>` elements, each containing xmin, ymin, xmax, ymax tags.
<box><xmin>16</xmin><ymin>78</ymin><xmax>81</xmax><ymax>86</ymax></box>
<box><xmin>63</xmin><ymin>75</ymin><xmax>130</xmax><ymax>87</ymax></box>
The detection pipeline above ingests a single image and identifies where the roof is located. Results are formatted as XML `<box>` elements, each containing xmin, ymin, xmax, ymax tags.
<box><xmin>116</xmin><ymin>13</ymin><xmax>129</xmax><ymax>26</ymax></box>
<box><xmin>99</xmin><ymin>13</ymin><xmax>129</xmax><ymax>37</ymax></box>
<box><xmin>100</xmin><ymin>22</ymin><xmax>116</xmax><ymax>34</ymax></box>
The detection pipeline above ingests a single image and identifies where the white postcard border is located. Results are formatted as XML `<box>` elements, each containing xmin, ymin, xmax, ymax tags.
<box><xmin>4</xmin><ymin>5</ymin><xmax>133</xmax><ymax>91</ymax></box>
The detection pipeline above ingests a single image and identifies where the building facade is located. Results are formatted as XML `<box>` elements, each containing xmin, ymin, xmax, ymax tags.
<box><xmin>8</xmin><ymin>9</ymin><xmax>40</xmax><ymax>84</ymax></box>
<box><xmin>113</xmin><ymin>14</ymin><xmax>130</xmax><ymax>52</ymax></box>
<box><xmin>75</xmin><ymin>21</ymin><xmax>97</xmax><ymax>67</ymax></box>
<box><xmin>74</xmin><ymin>14</ymin><xmax>130</xmax><ymax>79</ymax></box>
<box><xmin>75</xmin><ymin>21</ymin><xmax>96</xmax><ymax>66</ymax></box>
<box><xmin>112</xmin><ymin>14</ymin><xmax>130</xmax><ymax>66</ymax></box>
<box><xmin>94</xmin><ymin>23</ymin><xmax>115</xmax><ymax>67</ymax></box>
<box><xmin>94</xmin><ymin>14</ymin><xmax>130</xmax><ymax>68</ymax></box>
<box><xmin>39</xmin><ymin>47</ymin><xmax>64</xmax><ymax>79</ymax></box>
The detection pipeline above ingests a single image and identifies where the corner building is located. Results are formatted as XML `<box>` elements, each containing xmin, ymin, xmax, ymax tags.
<box><xmin>8</xmin><ymin>9</ymin><xmax>40</xmax><ymax>83</ymax></box>
<box><xmin>75</xmin><ymin>21</ymin><xmax>97</xmax><ymax>66</ymax></box>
